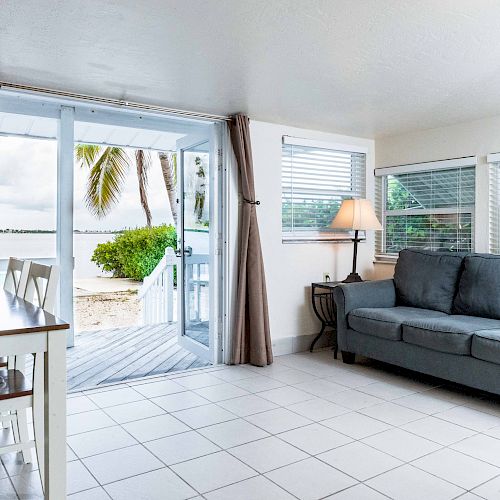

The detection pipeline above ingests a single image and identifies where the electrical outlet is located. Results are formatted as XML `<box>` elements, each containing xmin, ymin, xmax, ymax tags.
<box><xmin>323</xmin><ymin>272</ymin><xmax>331</xmax><ymax>282</ymax></box>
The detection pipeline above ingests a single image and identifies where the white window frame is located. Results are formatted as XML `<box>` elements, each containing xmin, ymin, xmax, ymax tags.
<box><xmin>281</xmin><ymin>135</ymin><xmax>367</xmax><ymax>243</ymax></box>
<box><xmin>487</xmin><ymin>153</ymin><xmax>500</xmax><ymax>254</ymax></box>
<box><xmin>375</xmin><ymin>156</ymin><xmax>477</xmax><ymax>259</ymax></box>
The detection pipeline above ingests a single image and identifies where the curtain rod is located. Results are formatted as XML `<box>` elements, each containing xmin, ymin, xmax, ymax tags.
<box><xmin>0</xmin><ymin>81</ymin><xmax>232</xmax><ymax>122</ymax></box>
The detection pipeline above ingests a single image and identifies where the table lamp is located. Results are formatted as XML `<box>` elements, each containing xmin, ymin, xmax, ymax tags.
<box><xmin>330</xmin><ymin>198</ymin><xmax>382</xmax><ymax>283</ymax></box>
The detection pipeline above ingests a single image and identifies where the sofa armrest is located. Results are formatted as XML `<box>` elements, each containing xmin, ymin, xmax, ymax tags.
<box><xmin>333</xmin><ymin>279</ymin><xmax>396</xmax><ymax>351</ymax></box>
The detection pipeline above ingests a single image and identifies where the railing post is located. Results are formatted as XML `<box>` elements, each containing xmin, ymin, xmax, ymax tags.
<box><xmin>196</xmin><ymin>263</ymin><xmax>201</xmax><ymax>322</ymax></box>
<box><xmin>165</xmin><ymin>247</ymin><xmax>175</xmax><ymax>323</ymax></box>
<box><xmin>138</xmin><ymin>248</ymin><xmax>209</xmax><ymax>328</ymax></box>
<box><xmin>166</xmin><ymin>266</ymin><xmax>174</xmax><ymax>322</ymax></box>
<box><xmin>186</xmin><ymin>259</ymin><xmax>193</xmax><ymax>325</ymax></box>
<box><xmin>141</xmin><ymin>275</ymin><xmax>149</xmax><ymax>325</ymax></box>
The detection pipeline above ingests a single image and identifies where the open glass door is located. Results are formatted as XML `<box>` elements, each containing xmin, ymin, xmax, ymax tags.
<box><xmin>176</xmin><ymin>125</ymin><xmax>220</xmax><ymax>363</ymax></box>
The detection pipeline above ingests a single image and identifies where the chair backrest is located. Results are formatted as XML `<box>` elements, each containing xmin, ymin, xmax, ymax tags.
<box><xmin>3</xmin><ymin>258</ymin><xmax>31</xmax><ymax>297</ymax></box>
<box><xmin>23</xmin><ymin>262</ymin><xmax>59</xmax><ymax>314</ymax></box>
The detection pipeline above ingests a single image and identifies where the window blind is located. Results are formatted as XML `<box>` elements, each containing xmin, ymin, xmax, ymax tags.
<box><xmin>489</xmin><ymin>157</ymin><xmax>500</xmax><ymax>254</ymax></box>
<box><xmin>282</xmin><ymin>139</ymin><xmax>366</xmax><ymax>241</ymax></box>
<box><xmin>375</xmin><ymin>159</ymin><xmax>475</xmax><ymax>256</ymax></box>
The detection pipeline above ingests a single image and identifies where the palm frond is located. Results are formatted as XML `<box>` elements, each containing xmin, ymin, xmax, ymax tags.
<box><xmin>75</xmin><ymin>143</ymin><xmax>101</xmax><ymax>168</ymax></box>
<box><xmin>135</xmin><ymin>149</ymin><xmax>152</xmax><ymax>226</ymax></box>
<box><xmin>84</xmin><ymin>146</ymin><xmax>130</xmax><ymax>218</ymax></box>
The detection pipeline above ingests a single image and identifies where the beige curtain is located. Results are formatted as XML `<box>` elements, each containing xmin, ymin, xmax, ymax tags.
<box><xmin>229</xmin><ymin>114</ymin><xmax>273</xmax><ymax>366</ymax></box>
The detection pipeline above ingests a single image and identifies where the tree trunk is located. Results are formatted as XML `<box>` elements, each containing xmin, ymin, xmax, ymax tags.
<box><xmin>159</xmin><ymin>152</ymin><xmax>178</xmax><ymax>226</ymax></box>
<box><xmin>135</xmin><ymin>149</ymin><xmax>152</xmax><ymax>227</ymax></box>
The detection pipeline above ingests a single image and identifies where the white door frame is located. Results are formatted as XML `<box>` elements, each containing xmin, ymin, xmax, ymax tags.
<box><xmin>0</xmin><ymin>91</ymin><xmax>228</xmax><ymax>357</ymax></box>
<box><xmin>176</xmin><ymin>124</ymin><xmax>222</xmax><ymax>363</ymax></box>
<box><xmin>57</xmin><ymin>106</ymin><xmax>75</xmax><ymax>347</ymax></box>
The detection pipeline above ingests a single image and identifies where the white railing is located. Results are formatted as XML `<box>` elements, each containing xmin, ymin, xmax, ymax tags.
<box><xmin>138</xmin><ymin>247</ymin><xmax>209</xmax><ymax>325</ymax></box>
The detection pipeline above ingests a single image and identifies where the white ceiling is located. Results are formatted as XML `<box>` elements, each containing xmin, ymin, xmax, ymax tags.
<box><xmin>2</xmin><ymin>0</ymin><xmax>500</xmax><ymax>138</ymax></box>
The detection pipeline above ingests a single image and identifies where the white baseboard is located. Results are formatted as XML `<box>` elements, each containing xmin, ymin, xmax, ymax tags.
<box><xmin>272</xmin><ymin>330</ymin><xmax>335</xmax><ymax>357</ymax></box>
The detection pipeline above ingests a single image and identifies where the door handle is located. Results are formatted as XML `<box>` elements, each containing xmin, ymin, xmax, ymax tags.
<box><xmin>175</xmin><ymin>246</ymin><xmax>193</xmax><ymax>257</ymax></box>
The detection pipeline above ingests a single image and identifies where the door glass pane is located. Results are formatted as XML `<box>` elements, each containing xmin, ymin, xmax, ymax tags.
<box><xmin>182</xmin><ymin>142</ymin><xmax>210</xmax><ymax>347</ymax></box>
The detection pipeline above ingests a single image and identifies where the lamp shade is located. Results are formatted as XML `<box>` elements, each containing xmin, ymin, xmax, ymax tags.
<box><xmin>330</xmin><ymin>198</ymin><xmax>382</xmax><ymax>231</ymax></box>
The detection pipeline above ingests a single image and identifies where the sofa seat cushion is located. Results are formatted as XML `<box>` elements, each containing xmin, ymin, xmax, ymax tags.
<box><xmin>348</xmin><ymin>307</ymin><xmax>447</xmax><ymax>341</ymax></box>
<box><xmin>453</xmin><ymin>254</ymin><xmax>500</xmax><ymax>319</ymax></box>
<box><xmin>471</xmin><ymin>330</ymin><xmax>500</xmax><ymax>365</ymax></box>
<box><xmin>402</xmin><ymin>315</ymin><xmax>500</xmax><ymax>355</ymax></box>
<box><xmin>394</xmin><ymin>249</ymin><xmax>466</xmax><ymax>314</ymax></box>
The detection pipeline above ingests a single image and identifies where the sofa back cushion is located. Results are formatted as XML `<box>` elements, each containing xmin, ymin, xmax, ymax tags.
<box><xmin>394</xmin><ymin>249</ymin><xmax>465</xmax><ymax>314</ymax></box>
<box><xmin>453</xmin><ymin>254</ymin><xmax>500</xmax><ymax>319</ymax></box>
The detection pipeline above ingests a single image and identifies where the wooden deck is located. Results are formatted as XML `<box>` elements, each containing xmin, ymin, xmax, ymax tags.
<box><xmin>66</xmin><ymin>323</ymin><xmax>210</xmax><ymax>391</ymax></box>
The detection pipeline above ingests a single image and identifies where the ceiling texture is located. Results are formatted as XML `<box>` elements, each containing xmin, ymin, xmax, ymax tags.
<box><xmin>2</xmin><ymin>0</ymin><xmax>500</xmax><ymax>138</ymax></box>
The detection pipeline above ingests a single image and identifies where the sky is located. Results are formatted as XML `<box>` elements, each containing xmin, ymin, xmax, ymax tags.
<box><xmin>0</xmin><ymin>136</ymin><xmax>174</xmax><ymax>231</ymax></box>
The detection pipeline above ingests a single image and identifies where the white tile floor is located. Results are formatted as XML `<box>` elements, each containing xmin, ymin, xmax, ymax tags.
<box><xmin>1</xmin><ymin>350</ymin><xmax>500</xmax><ymax>499</ymax></box>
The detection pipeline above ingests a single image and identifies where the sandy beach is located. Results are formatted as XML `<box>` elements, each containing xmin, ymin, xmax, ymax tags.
<box><xmin>74</xmin><ymin>278</ymin><xmax>142</xmax><ymax>332</ymax></box>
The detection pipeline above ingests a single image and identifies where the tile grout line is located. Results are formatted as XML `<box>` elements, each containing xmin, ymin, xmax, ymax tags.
<box><xmin>7</xmin><ymin>352</ymin><xmax>500</xmax><ymax>498</ymax></box>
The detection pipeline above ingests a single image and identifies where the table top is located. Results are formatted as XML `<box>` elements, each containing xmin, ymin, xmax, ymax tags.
<box><xmin>312</xmin><ymin>281</ymin><xmax>342</xmax><ymax>289</ymax></box>
<box><xmin>0</xmin><ymin>289</ymin><xmax>69</xmax><ymax>337</ymax></box>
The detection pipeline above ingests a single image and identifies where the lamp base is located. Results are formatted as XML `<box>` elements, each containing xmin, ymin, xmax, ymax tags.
<box><xmin>342</xmin><ymin>272</ymin><xmax>363</xmax><ymax>283</ymax></box>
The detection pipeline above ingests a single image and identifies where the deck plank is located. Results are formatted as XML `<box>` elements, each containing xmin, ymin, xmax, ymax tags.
<box><xmin>100</xmin><ymin>335</ymin><xmax>180</xmax><ymax>384</ymax></box>
<box><xmin>67</xmin><ymin>323</ymin><xmax>210</xmax><ymax>391</ymax></box>
<box><xmin>67</xmin><ymin>325</ymin><xmax>168</xmax><ymax>381</ymax></box>
<box><xmin>68</xmin><ymin>327</ymin><xmax>172</xmax><ymax>390</ymax></box>
<box><xmin>67</xmin><ymin>324</ymin><xmax>165</xmax><ymax>368</ymax></box>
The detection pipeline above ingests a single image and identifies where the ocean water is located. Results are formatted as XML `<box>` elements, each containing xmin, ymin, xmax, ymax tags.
<box><xmin>0</xmin><ymin>233</ymin><xmax>115</xmax><ymax>278</ymax></box>
<box><xmin>0</xmin><ymin>231</ymin><xmax>210</xmax><ymax>279</ymax></box>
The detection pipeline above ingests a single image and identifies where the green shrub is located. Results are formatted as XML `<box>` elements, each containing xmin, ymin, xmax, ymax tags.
<box><xmin>91</xmin><ymin>225</ymin><xmax>177</xmax><ymax>281</ymax></box>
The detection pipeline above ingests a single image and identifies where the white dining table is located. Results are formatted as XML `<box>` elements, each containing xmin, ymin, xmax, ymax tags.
<box><xmin>0</xmin><ymin>289</ymin><xmax>69</xmax><ymax>498</ymax></box>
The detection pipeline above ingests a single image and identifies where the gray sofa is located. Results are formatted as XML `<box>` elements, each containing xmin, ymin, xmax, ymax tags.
<box><xmin>333</xmin><ymin>249</ymin><xmax>500</xmax><ymax>395</ymax></box>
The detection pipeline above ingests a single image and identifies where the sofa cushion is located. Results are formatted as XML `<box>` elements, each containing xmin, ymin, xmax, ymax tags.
<box><xmin>348</xmin><ymin>307</ymin><xmax>447</xmax><ymax>341</ymax></box>
<box><xmin>471</xmin><ymin>330</ymin><xmax>500</xmax><ymax>365</ymax></box>
<box><xmin>394</xmin><ymin>249</ymin><xmax>465</xmax><ymax>314</ymax></box>
<box><xmin>453</xmin><ymin>254</ymin><xmax>500</xmax><ymax>319</ymax></box>
<box><xmin>402</xmin><ymin>315</ymin><xmax>500</xmax><ymax>355</ymax></box>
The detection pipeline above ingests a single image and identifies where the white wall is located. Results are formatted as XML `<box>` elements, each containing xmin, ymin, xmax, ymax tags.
<box><xmin>374</xmin><ymin>114</ymin><xmax>500</xmax><ymax>277</ymax></box>
<box><xmin>246</xmin><ymin>114</ymin><xmax>500</xmax><ymax>354</ymax></box>
<box><xmin>249</xmin><ymin>121</ymin><xmax>375</xmax><ymax>354</ymax></box>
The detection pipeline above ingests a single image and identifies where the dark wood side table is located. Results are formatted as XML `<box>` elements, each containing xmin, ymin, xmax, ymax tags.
<box><xmin>310</xmin><ymin>281</ymin><xmax>341</xmax><ymax>358</ymax></box>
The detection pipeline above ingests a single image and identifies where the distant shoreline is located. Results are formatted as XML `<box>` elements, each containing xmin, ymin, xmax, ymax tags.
<box><xmin>0</xmin><ymin>230</ymin><xmax>121</xmax><ymax>234</ymax></box>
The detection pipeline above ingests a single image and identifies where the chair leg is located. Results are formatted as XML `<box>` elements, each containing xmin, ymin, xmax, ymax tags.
<box><xmin>17</xmin><ymin>409</ymin><xmax>32</xmax><ymax>464</ymax></box>
<box><xmin>11</xmin><ymin>412</ymin><xmax>20</xmax><ymax>443</ymax></box>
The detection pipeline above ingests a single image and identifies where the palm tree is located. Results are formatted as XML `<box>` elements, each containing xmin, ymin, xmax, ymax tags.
<box><xmin>135</xmin><ymin>149</ymin><xmax>152</xmax><ymax>227</ymax></box>
<box><xmin>77</xmin><ymin>145</ymin><xmax>180</xmax><ymax>228</ymax></box>
<box><xmin>158</xmin><ymin>152</ymin><xmax>178</xmax><ymax>226</ymax></box>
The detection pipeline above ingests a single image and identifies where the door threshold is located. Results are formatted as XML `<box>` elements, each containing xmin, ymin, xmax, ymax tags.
<box><xmin>67</xmin><ymin>362</ymin><xmax>224</xmax><ymax>395</ymax></box>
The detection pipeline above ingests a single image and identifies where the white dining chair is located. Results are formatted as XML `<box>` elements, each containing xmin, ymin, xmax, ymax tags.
<box><xmin>13</xmin><ymin>262</ymin><xmax>59</xmax><ymax>375</ymax></box>
<box><xmin>23</xmin><ymin>262</ymin><xmax>59</xmax><ymax>314</ymax></box>
<box><xmin>1</xmin><ymin>258</ymin><xmax>31</xmax><ymax>430</ymax></box>
<box><xmin>3</xmin><ymin>257</ymin><xmax>31</xmax><ymax>297</ymax></box>
<box><xmin>3</xmin><ymin>259</ymin><xmax>31</xmax><ymax>372</ymax></box>
<box><xmin>0</xmin><ymin>262</ymin><xmax>60</xmax><ymax>492</ymax></box>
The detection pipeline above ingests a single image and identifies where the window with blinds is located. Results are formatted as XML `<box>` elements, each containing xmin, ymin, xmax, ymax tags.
<box><xmin>282</xmin><ymin>137</ymin><xmax>366</xmax><ymax>241</ymax></box>
<box><xmin>375</xmin><ymin>159</ymin><xmax>476</xmax><ymax>257</ymax></box>
<box><xmin>488</xmin><ymin>155</ymin><xmax>500</xmax><ymax>254</ymax></box>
